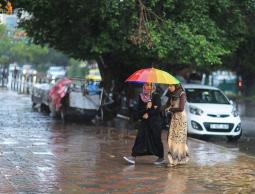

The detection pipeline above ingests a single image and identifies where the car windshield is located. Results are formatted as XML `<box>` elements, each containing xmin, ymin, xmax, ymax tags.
<box><xmin>185</xmin><ymin>88</ymin><xmax>230</xmax><ymax>104</ymax></box>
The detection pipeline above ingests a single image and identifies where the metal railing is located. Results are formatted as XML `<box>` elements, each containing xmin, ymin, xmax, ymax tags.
<box><xmin>10</xmin><ymin>72</ymin><xmax>49</xmax><ymax>94</ymax></box>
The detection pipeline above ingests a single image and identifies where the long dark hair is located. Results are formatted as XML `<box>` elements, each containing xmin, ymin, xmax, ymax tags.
<box><xmin>168</xmin><ymin>84</ymin><xmax>185</xmax><ymax>100</ymax></box>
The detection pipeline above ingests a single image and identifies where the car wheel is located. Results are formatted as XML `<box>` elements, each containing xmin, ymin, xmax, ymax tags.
<box><xmin>227</xmin><ymin>129</ymin><xmax>242</xmax><ymax>142</ymax></box>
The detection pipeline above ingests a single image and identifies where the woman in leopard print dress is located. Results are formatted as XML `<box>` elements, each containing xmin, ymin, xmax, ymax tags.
<box><xmin>163</xmin><ymin>84</ymin><xmax>189</xmax><ymax>166</ymax></box>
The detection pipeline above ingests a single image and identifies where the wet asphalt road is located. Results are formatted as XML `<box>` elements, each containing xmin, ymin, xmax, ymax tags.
<box><xmin>0</xmin><ymin>88</ymin><xmax>255</xmax><ymax>193</ymax></box>
<box><xmin>194</xmin><ymin>117</ymin><xmax>255</xmax><ymax>156</ymax></box>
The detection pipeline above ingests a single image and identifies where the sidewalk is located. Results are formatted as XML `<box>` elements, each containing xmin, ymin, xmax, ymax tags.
<box><xmin>0</xmin><ymin>127</ymin><xmax>255</xmax><ymax>194</ymax></box>
<box><xmin>117</xmin><ymin>133</ymin><xmax>255</xmax><ymax>194</ymax></box>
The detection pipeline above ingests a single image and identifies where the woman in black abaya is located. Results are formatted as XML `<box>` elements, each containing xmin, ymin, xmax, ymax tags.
<box><xmin>123</xmin><ymin>83</ymin><xmax>164</xmax><ymax>165</ymax></box>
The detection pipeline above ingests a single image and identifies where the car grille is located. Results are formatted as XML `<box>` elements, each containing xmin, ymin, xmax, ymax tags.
<box><xmin>207</xmin><ymin>114</ymin><xmax>230</xmax><ymax>118</ymax></box>
<box><xmin>203</xmin><ymin>122</ymin><xmax>234</xmax><ymax>132</ymax></box>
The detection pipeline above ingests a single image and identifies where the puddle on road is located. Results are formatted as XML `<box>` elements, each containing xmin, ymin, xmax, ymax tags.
<box><xmin>32</xmin><ymin>151</ymin><xmax>55</xmax><ymax>156</ymax></box>
<box><xmin>0</xmin><ymin>139</ymin><xmax>18</xmax><ymax>145</ymax></box>
<box><xmin>37</xmin><ymin>166</ymin><xmax>53</xmax><ymax>172</ymax></box>
<box><xmin>191</xmin><ymin>142</ymin><xmax>238</xmax><ymax>166</ymax></box>
<box><xmin>32</xmin><ymin>142</ymin><xmax>48</xmax><ymax>146</ymax></box>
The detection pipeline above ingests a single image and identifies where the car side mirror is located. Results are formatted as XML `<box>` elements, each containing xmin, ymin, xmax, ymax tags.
<box><xmin>229</xmin><ymin>100</ymin><xmax>233</xmax><ymax>105</ymax></box>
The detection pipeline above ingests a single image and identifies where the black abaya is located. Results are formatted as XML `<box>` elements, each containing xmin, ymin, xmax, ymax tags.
<box><xmin>131</xmin><ymin>93</ymin><xmax>164</xmax><ymax>158</ymax></box>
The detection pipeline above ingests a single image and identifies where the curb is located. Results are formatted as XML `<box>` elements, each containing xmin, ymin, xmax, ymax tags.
<box><xmin>188</xmin><ymin>137</ymin><xmax>255</xmax><ymax>160</ymax></box>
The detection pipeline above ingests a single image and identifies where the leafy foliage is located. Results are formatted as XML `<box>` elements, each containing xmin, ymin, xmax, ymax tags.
<box><xmin>0</xmin><ymin>24</ymin><xmax>73</xmax><ymax>72</ymax></box>
<box><xmin>9</xmin><ymin>0</ymin><xmax>255</xmax><ymax>84</ymax></box>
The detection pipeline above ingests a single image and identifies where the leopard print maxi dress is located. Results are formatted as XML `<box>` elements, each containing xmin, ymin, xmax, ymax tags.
<box><xmin>168</xmin><ymin>92</ymin><xmax>189</xmax><ymax>166</ymax></box>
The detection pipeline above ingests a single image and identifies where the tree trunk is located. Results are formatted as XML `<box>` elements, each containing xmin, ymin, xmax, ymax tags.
<box><xmin>97</xmin><ymin>56</ymin><xmax>125</xmax><ymax>120</ymax></box>
<box><xmin>96</xmin><ymin>55</ymin><xmax>144</xmax><ymax>120</ymax></box>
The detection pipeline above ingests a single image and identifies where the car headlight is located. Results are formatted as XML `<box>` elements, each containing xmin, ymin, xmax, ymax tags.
<box><xmin>189</xmin><ymin>106</ymin><xmax>204</xmax><ymax>116</ymax></box>
<box><xmin>232</xmin><ymin>108</ymin><xmax>239</xmax><ymax>117</ymax></box>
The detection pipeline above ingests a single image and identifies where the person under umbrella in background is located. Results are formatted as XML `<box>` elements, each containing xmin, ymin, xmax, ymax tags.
<box><xmin>123</xmin><ymin>83</ymin><xmax>165</xmax><ymax>165</ymax></box>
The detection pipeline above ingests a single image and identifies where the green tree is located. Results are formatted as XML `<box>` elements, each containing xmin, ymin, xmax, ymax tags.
<box><xmin>0</xmin><ymin>25</ymin><xmax>12</xmax><ymax>65</ymax></box>
<box><xmin>11</xmin><ymin>0</ymin><xmax>253</xmax><ymax>88</ymax></box>
<box><xmin>67</xmin><ymin>59</ymin><xmax>88</xmax><ymax>78</ymax></box>
<box><xmin>0</xmin><ymin>24</ymin><xmax>72</xmax><ymax>72</ymax></box>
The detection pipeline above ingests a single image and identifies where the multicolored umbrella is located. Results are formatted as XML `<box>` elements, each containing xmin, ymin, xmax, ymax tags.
<box><xmin>125</xmin><ymin>67</ymin><xmax>180</xmax><ymax>84</ymax></box>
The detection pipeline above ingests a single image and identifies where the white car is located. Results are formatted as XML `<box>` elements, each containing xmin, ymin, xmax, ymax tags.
<box><xmin>47</xmin><ymin>66</ymin><xmax>66</xmax><ymax>80</ymax></box>
<box><xmin>22</xmin><ymin>65</ymin><xmax>37</xmax><ymax>75</ymax></box>
<box><xmin>162</xmin><ymin>84</ymin><xmax>242</xmax><ymax>141</ymax></box>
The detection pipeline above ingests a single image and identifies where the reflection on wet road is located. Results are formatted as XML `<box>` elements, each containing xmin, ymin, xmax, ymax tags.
<box><xmin>193</xmin><ymin>116</ymin><xmax>255</xmax><ymax>157</ymax></box>
<box><xmin>0</xmin><ymin>89</ymin><xmax>255</xmax><ymax>193</ymax></box>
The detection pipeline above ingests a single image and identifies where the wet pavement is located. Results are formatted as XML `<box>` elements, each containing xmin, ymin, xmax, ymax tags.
<box><xmin>197</xmin><ymin>116</ymin><xmax>255</xmax><ymax>157</ymax></box>
<box><xmin>0</xmin><ymin>88</ymin><xmax>255</xmax><ymax>194</ymax></box>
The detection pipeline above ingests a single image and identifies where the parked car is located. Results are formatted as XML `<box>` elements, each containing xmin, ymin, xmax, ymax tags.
<box><xmin>162</xmin><ymin>84</ymin><xmax>242</xmax><ymax>141</ymax></box>
<box><xmin>47</xmin><ymin>66</ymin><xmax>66</xmax><ymax>80</ymax></box>
<box><xmin>22</xmin><ymin>65</ymin><xmax>37</xmax><ymax>76</ymax></box>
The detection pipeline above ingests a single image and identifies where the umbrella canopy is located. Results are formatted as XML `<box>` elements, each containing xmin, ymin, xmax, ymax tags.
<box><xmin>49</xmin><ymin>78</ymin><xmax>72</xmax><ymax>110</ymax></box>
<box><xmin>125</xmin><ymin>67</ymin><xmax>180</xmax><ymax>84</ymax></box>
